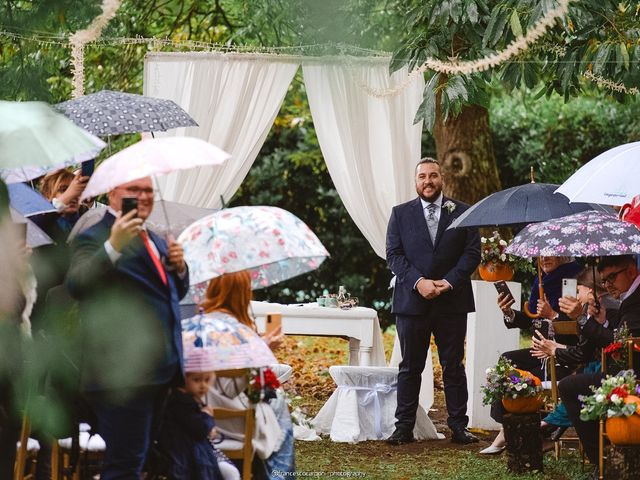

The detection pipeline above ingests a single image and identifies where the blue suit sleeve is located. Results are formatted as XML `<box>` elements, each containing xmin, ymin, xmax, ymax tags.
<box><xmin>386</xmin><ymin>207</ymin><xmax>424</xmax><ymax>288</ymax></box>
<box><xmin>443</xmin><ymin>224</ymin><xmax>480</xmax><ymax>289</ymax></box>
<box><xmin>65</xmin><ymin>232</ymin><xmax>116</xmax><ymax>299</ymax></box>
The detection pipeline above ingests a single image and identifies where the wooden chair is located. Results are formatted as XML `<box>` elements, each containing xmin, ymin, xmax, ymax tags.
<box><xmin>598</xmin><ymin>336</ymin><xmax>640</xmax><ymax>480</ymax></box>
<box><xmin>545</xmin><ymin>321</ymin><xmax>582</xmax><ymax>459</ymax></box>
<box><xmin>212</xmin><ymin>369</ymin><xmax>255</xmax><ymax>480</ymax></box>
<box><xmin>14</xmin><ymin>415</ymin><xmax>37</xmax><ymax>480</ymax></box>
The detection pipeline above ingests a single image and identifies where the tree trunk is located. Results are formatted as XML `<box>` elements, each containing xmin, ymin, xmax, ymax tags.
<box><xmin>503</xmin><ymin>413</ymin><xmax>544</xmax><ymax>474</ymax></box>
<box><xmin>607</xmin><ymin>445</ymin><xmax>640</xmax><ymax>479</ymax></box>
<box><xmin>433</xmin><ymin>102</ymin><xmax>501</xmax><ymax>205</ymax></box>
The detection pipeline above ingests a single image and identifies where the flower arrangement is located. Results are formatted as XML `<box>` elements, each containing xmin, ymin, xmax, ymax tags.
<box><xmin>579</xmin><ymin>370</ymin><xmax>640</xmax><ymax>422</ymax></box>
<box><xmin>480</xmin><ymin>230</ymin><xmax>535</xmax><ymax>277</ymax></box>
<box><xmin>480</xmin><ymin>231</ymin><xmax>510</xmax><ymax>266</ymax></box>
<box><xmin>481</xmin><ymin>356</ymin><xmax>542</xmax><ymax>406</ymax></box>
<box><xmin>603</xmin><ymin>324</ymin><xmax>640</xmax><ymax>373</ymax></box>
<box><xmin>246</xmin><ymin>367</ymin><xmax>281</xmax><ymax>404</ymax></box>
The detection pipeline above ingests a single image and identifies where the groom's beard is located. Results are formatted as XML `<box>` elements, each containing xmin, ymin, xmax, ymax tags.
<box><xmin>416</xmin><ymin>185</ymin><xmax>442</xmax><ymax>203</ymax></box>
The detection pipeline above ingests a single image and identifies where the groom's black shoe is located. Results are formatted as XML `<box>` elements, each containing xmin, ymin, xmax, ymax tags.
<box><xmin>451</xmin><ymin>427</ymin><xmax>479</xmax><ymax>444</ymax></box>
<box><xmin>385</xmin><ymin>429</ymin><xmax>416</xmax><ymax>445</ymax></box>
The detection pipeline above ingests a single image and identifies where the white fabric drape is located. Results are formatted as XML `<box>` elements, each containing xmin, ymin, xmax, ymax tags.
<box><xmin>302</xmin><ymin>62</ymin><xmax>424</xmax><ymax>258</ymax></box>
<box><xmin>143</xmin><ymin>52</ymin><xmax>298</xmax><ymax>208</ymax></box>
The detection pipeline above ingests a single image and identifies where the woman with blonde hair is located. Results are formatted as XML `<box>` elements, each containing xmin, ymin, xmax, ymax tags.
<box><xmin>202</xmin><ymin>271</ymin><xmax>293</xmax><ymax>479</ymax></box>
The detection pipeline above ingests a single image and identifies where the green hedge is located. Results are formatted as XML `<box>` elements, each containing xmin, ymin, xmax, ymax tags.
<box><xmin>490</xmin><ymin>92</ymin><xmax>640</xmax><ymax>189</ymax></box>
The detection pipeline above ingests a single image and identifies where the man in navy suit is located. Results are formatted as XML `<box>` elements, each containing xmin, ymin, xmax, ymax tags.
<box><xmin>386</xmin><ymin>158</ymin><xmax>480</xmax><ymax>445</ymax></box>
<box><xmin>66</xmin><ymin>176</ymin><xmax>189</xmax><ymax>479</ymax></box>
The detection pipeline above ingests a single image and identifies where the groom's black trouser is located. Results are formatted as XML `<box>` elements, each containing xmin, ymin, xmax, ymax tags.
<box><xmin>395</xmin><ymin>313</ymin><xmax>469</xmax><ymax>431</ymax></box>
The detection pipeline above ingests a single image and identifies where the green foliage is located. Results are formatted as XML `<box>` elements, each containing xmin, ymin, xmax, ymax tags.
<box><xmin>490</xmin><ymin>90</ymin><xmax>640</xmax><ymax>188</ymax></box>
<box><xmin>393</xmin><ymin>0</ymin><xmax>640</xmax><ymax>129</ymax></box>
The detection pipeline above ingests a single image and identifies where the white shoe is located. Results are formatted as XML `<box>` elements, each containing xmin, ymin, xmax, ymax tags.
<box><xmin>479</xmin><ymin>445</ymin><xmax>506</xmax><ymax>455</ymax></box>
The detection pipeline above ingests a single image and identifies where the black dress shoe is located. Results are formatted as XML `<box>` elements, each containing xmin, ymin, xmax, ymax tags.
<box><xmin>385</xmin><ymin>429</ymin><xmax>416</xmax><ymax>445</ymax></box>
<box><xmin>451</xmin><ymin>427</ymin><xmax>479</xmax><ymax>444</ymax></box>
<box><xmin>549</xmin><ymin>426</ymin><xmax>569</xmax><ymax>442</ymax></box>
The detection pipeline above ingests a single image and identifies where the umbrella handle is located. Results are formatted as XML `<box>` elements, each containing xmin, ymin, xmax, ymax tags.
<box><xmin>524</xmin><ymin>257</ymin><xmax>544</xmax><ymax>319</ymax></box>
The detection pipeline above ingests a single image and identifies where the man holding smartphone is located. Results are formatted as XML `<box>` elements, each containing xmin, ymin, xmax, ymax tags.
<box><xmin>66</xmin><ymin>176</ymin><xmax>189</xmax><ymax>479</ymax></box>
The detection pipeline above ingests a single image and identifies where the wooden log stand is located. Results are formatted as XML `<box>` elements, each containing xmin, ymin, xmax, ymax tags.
<box><xmin>606</xmin><ymin>445</ymin><xmax>640</xmax><ymax>479</ymax></box>
<box><xmin>503</xmin><ymin>413</ymin><xmax>543</xmax><ymax>474</ymax></box>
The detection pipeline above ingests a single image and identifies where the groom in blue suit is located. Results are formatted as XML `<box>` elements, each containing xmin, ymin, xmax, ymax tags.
<box><xmin>386</xmin><ymin>158</ymin><xmax>480</xmax><ymax>445</ymax></box>
<box><xmin>66</xmin><ymin>176</ymin><xmax>189</xmax><ymax>479</ymax></box>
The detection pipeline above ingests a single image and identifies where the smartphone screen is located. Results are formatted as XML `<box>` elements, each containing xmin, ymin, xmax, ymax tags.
<box><xmin>494</xmin><ymin>280</ymin><xmax>513</xmax><ymax>301</ymax></box>
<box><xmin>265</xmin><ymin>312</ymin><xmax>282</xmax><ymax>335</ymax></box>
<box><xmin>121</xmin><ymin>197</ymin><xmax>138</xmax><ymax>216</ymax></box>
<box><xmin>81</xmin><ymin>159</ymin><xmax>95</xmax><ymax>177</ymax></box>
<box><xmin>562</xmin><ymin>278</ymin><xmax>578</xmax><ymax>298</ymax></box>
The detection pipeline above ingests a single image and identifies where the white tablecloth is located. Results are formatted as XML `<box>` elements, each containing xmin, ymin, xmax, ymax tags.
<box><xmin>251</xmin><ymin>301</ymin><xmax>386</xmax><ymax>366</ymax></box>
<box><xmin>312</xmin><ymin>366</ymin><xmax>443</xmax><ymax>442</ymax></box>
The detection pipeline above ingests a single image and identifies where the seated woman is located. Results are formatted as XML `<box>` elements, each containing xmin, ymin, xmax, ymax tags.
<box><xmin>531</xmin><ymin>268</ymin><xmax>606</xmax><ymax>440</ymax></box>
<box><xmin>480</xmin><ymin>256</ymin><xmax>581</xmax><ymax>454</ymax></box>
<box><xmin>201</xmin><ymin>270</ymin><xmax>294</xmax><ymax>479</ymax></box>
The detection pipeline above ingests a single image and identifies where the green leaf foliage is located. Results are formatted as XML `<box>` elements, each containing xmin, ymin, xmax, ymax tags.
<box><xmin>490</xmin><ymin>89</ymin><xmax>640</xmax><ymax>189</ymax></box>
<box><xmin>394</xmin><ymin>0</ymin><xmax>640</xmax><ymax>130</ymax></box>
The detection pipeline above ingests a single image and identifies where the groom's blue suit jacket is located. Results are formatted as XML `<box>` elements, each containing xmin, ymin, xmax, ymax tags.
<box><xmin>386</xmin><ymin>196</ymin><xmax>480</xmax><ymax>316</ymax></box>
<box><xmin>66</xmin><ymin>212</ymin><xmax>189</xmax><ymax>391</ymax></box>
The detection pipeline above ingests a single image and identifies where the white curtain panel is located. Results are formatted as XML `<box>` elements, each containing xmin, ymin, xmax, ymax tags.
<box><xmin>302</xmin><ymin>61</ymin><xmax>424</xmax><ymax>258</ymax></box>
<box><xmin>143</xmin><ymin>52</ymin><xmax>299</xmax><ymax>208</ymax></box>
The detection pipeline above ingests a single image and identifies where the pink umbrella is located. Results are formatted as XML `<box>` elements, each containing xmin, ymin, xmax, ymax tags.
<box><xmin>80</xmin><ymin>137</ymin><xmax>230</xmax><ymax>201</ymax></box>
<box><xmin>182</xmin><ymin>310</ymin><xmax>277</xmax><ymax>371</ymax></box>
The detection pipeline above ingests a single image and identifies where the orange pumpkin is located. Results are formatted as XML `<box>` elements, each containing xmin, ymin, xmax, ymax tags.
<box><xmin>606</xmin><ymin>415</ymin><xmax>640</xmax><ymax>445</ymax></box>
<box><xmin>479</xmin><ymin>262</ymin><xmax>514</xmax><ymax>282</ymax></box>
<box><xmin>624</xmin><ymin>395</ymin><xmax>640</xmax><ymax>415</ymax></box>
<box><xmin>502</xmin><ymin>395</ymin><xmax>544</xmax><ymax>414</ymax></box>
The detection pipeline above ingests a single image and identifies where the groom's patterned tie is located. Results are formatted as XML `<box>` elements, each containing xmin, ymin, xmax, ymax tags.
<box><xmin>426</xmin><ymin>203</ymin><xmax>438</xmax><ymax>243</ymax></box>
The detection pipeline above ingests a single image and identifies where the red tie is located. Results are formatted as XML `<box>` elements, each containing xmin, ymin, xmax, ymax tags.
<box><xmin>140</xmin><ymin>230</ymin><xmax>168</xmax><ymax>286</ymax></box>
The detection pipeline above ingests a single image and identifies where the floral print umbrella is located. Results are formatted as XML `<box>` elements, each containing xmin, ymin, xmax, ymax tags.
<box><xmin>182</xmin><ymin>311</ymin><xmax>276</xmax><ymax>371</ymax></box>
<box><xmin>505</xmin><ymin>210</ymin><xmax>640</xmax><ymax>258</ymax></box>
<box><xmin>178</xmin><ymin>206</ymin><xmax>329</xmax><ymax>289</ymax></box>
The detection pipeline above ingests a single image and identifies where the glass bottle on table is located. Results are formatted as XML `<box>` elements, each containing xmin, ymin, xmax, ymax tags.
<box><xmin>337</xmin><ymin>285</ymin><xmax>347</xmax><ymax>306</ymax></box>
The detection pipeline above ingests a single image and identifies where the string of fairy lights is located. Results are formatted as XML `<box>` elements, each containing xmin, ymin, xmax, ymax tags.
<box><xmin>0</xmin><ymin>0</ymin><xmax>637</xmax><ymax>99</ymax></box>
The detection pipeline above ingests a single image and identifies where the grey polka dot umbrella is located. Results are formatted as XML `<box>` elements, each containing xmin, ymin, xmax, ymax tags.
<box><xmin>56</xmin><ymin>90</ymin><xmax>198</xmax><ymax>137</ymax></box>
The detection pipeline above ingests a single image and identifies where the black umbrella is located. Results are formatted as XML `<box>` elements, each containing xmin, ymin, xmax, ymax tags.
<box><xmin>56</xmin><ymin>90</ymin><xmax>198</xmax><ymax>137</ymax></box>
<box><xmin>447</xmin><ymin>183</ymin><xmax>612</xmax><ymax>230</ymax></box>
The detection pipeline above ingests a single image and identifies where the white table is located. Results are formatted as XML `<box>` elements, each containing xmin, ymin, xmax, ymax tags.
<box><xmin>250</xmin><ymin>301</ymin><xmax>386</xmax><ymax>367</ymax></box>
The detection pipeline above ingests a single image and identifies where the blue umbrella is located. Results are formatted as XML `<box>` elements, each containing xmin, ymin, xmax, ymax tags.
<box><xmin>447</xmin><ymin>183</ymin><xmax>613</xmax><ymax>229</ymax></box>
<box><xmin>7</xmin><ymin>183</ymin><xmax>56</xmax><ymax>218</ymax></box>
<box><xmin>9</xmin><ymin>208</ymin><xmax>53</xmax><ymax>248</ymax></box>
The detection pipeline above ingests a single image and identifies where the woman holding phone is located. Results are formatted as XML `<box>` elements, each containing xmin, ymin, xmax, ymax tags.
<box><xmin>530</xmin><ymin>268</ymin><xmax>607</xmax><ymax>438</ymax></box>
<box><xmin>480</xmin><ymin>256</ymin><xmax>581</xmax><ymax>454</ymax></box>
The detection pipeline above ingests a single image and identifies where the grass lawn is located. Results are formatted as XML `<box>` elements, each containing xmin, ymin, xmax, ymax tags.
<box><xmin>275</xmin><ymin>334</ymin><xmax>593</xmax><ymax>480</ymax></box>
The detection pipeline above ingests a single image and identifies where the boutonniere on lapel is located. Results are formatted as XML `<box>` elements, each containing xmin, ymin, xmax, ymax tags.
<box><xmin>443</xmin><ymin>200</ymin><xmax>457</xmax><ymax>214</ymax></box>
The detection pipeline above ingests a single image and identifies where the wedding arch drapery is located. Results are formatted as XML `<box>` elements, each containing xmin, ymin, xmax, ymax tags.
<box><xmin>144</xmin><ymin>52</ymin><xmax>298</xmax><ymax>208</ymax></box>
<box><xmin>143</xmin><ymin>52</ymin><xmax>424</xmax><ymax>258</ymax></box>
<box><xmin>302</xmin><ymin>61</ymin><xmax>423</xmax><ymax>257</ymax></box>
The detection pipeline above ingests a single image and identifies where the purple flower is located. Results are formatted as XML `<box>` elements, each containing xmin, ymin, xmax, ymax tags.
<box><xmin>636</xmin><ymin>385</ymin><xmax>640</xmax><ymax>396</ymax></box>
<box><xmin>510</xmin><ymin>375</ymin><xmax>520</xmax><ymax>384</ymax></box>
